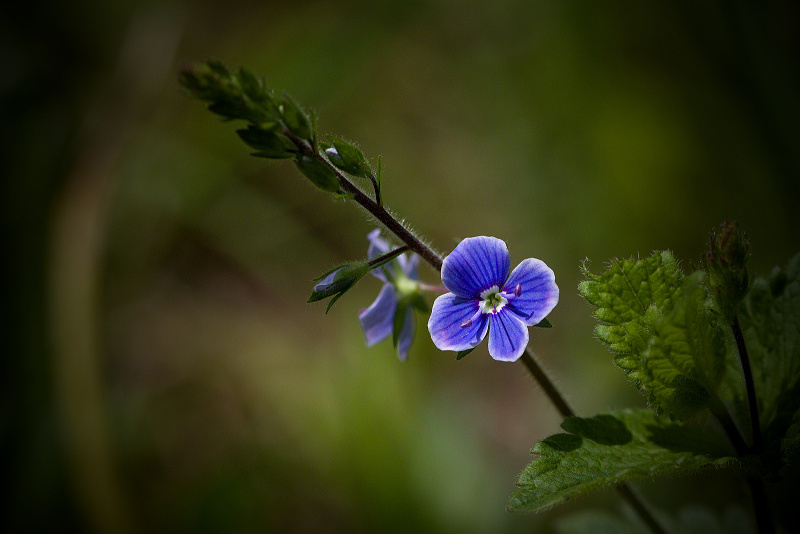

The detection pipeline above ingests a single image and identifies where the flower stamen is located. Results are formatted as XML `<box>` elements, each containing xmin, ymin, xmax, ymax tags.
<box><xmin>461</xmin><ymin>308</ymin><xmax>483</xmax><ymax>328</ymax></box>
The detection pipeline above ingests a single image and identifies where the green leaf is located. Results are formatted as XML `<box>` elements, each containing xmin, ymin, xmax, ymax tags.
<box><xmin>508</xmin><ymin>409</ymin><xmax>734</xmax><ymax>513</ymax></box>
<box><xmin>236</xmin><ymin>68</ymin><xmax>277</xmax><ymax>117</ymax></box>
<box><xmin>638</xmin><ymin>272</ymin><xmax>726</xmax><ymax>419</ymax></box>
<box><xmin>579</xmin><ymin>252</ymin><xmax>684</xmax><ymax>365</ymax></box>
<box><xmin>280</xmin><ymin>94</ymin><xmax>312</xmax><ymax>140</ymax></box>
<box><xmin>236</xmin><ymin>126</ymin><xmax>291</xmax><ymax>158</ymax></box>
<box><xmin>739</xmin><ymin>254</ymin><xmax>800</xmax><ymax>462</ymax></box>
<box><xmin>580</xmin><ymin>254</ymin><xmax>725</xmax><ymax>419</ymax></box>
<box><xmin>294</xmin><ymin>156</ymin><xmax>340</xmax><ymax>193</ymax></box>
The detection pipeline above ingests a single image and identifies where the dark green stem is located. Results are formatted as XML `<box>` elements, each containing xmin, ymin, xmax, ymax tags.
<box><xmin>616</xmin><ymin>483</ymin><xmax>670</xmax><ymax>534</ymax></box>
<box><xmin>747</xmin><ymin>475</ymin><xmax>775</xmax><ymax>534</ymax></box>
<box><xmin>732</xmin><ymin>313</ymin><xmax>762</xmax><ymax>453</ymax></box>
<box><xmin>731</xmin><ymin>314</ymin><xmax>773</xmax><ymax>534</ymax></box>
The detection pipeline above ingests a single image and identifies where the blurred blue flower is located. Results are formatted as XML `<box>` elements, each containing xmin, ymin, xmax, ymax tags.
<box><xmin>358</xmin><ymin>229</ymin><xmax>421</xmax><ymax>360</ymax></box>
<box><xmin>427</xmin><ymin>236</ymin><xmax>558</xmax><ymax>362</ymax></box>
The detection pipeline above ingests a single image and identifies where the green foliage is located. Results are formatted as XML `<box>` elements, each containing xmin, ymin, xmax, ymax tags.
<box><xmin>181</xmin><ymin>60</ymin><xmax>356</xmax><ymax>194</ymax></box>
<box><xmin>739</xmin><ymin>254</ymin><xmax>800</xmax><ymax>470</ymax></box>
<box><xmin>579</xmin><ymin>252</ymin><xmax>683</xmax><ymax>367</ymax></box>
<box><xmin>508</xmin><ymin>410</ymin><xmax>734</xmax><ymax>513</ymax></box>
<box><xmin>639</xmin><ymin>272</ymin><xmax>726</xmax><ymax>419</ymax></box>
<box><xmin>579</xmin><ymin>252</ymin><xmax>725</xmax><ymax>419</ymax></box>
<box><xmin>236</xmin><ymin>125</ymin><xmax>292</xmax><ymax>159</ymax></box>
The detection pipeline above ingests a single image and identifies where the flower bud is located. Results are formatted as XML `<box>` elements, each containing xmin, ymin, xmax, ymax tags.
<box><xmin>704</xmin><ymin>220</ymin><xmax>751</xmax><ymax>318</ymax></box>
<box><xmin>308</xmin><ymin>262</ymin><xmax>370</xmax><ymax>312</ymax></box>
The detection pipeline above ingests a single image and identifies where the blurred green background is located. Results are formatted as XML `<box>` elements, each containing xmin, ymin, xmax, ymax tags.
<box><xmin>3</xmin><ymin>0</ymin><xmax>799</xmax><ymax>532</ymax></box>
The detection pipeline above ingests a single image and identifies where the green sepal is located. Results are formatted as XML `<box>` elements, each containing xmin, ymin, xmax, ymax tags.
<box><xmin>456</xmin><ymin>347</ymin><xmax>475</xmax><ymax>360</ymax></box>
<box><xmin>295</xmin><ymin>156</ymin><xmax>340</xmax><ymax>193</ymax></box>
<box><xmin>392</xmin><ymin>296</ymin><xmax>412</xmax><ymax>349</ymax></box>
<box><xmin>236</xmin><ymin>125</ymin><xmax>291</xmax><ymax>158</ymax></box>
<box><xmin>390</xmin><ymin>293</ymin><xmax>426</xmax><ymax>349</ymax></box>
<box><xmin>533</xmin><ymin>318</ymin><xmax>552</xmax><ymax>328</ymax></box>
<box><xmin>280</xmin><ymin>94</ymin><xmax>312</xmax><ymax>141</ymax></box>
<box><xmin>327</xmin><ymin>136</ymin><xmax>373</xmax><ymax>178</ymax></box>
<box><xmin>704</xmin><ymin>220</ymin><xmax>751</xmax><ymax>320</ymax></box>
<box><xmin>508</xmin><ymin>409</ymin><xmax>735</xmax><ymax>513</ymax></box>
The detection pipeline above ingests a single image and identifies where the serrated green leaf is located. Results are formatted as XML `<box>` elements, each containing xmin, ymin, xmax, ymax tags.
<box><xmin>581</xmin><ymin>255</ymin><xmax>725</xmax><ymax>419</ymax></box>
<box><xmin>508</xmin><ymin>409</ymin><xmax>734</xmax><ymax>513</ymax></box>
<box><xmin>738</xmin><ymin>254</ymin><xmax>800</xmax><ymax>463</ymax></box>
<box><xmin>639</xmin><ymin>272</ymin><xmax>726</xmax><ymax>419</ymax></box>
<box><xmin>580</xmin><ymin>251</ymin><xmax>684</xmax><ymax>364</ymax></box>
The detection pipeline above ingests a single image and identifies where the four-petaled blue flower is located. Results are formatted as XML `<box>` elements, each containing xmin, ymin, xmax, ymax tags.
<box><xmin>358</xmin><ymin>229</ymin><xmax>420</xmax><ymax>361</ymax></box>
<box><xmin>427</xmin><ymin>236</ymin><xmax>558</xmax><ymax>362</ymax></box>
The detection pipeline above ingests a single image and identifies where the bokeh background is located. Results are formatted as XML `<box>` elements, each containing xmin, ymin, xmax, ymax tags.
<box><xmin>3</xmin><ymin>0</ymin><xmax>799</xmax><ymax>532</ymax></box>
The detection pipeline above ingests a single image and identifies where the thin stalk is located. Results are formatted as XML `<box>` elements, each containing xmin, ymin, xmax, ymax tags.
<box><xmin>732</xmin><ymin>313</ymin><xmax>762</xmax><ymax>453</ymax></box>
<box><xmin>519</xmin><ymin>351</ymin><xmax>575</xmax><ymax>418</ymax></box>
<box><xmin>292</xmin><ymin>139</ymin><xmax>668</xmax><ymax>534</ymax></box>
<box><xmin>731</xmin><ymin>313</ymin><xmax>773</xmax><ymax>534</ymax></box>
<box><xmin>747</xmin><ymin>475</ymin><xmax>775</xmax><ymax>534</ymax></box>
<box><xmin>367</xmin><ymin>245</ymin><xmax>410</xmax><ymax>269</ymax></box>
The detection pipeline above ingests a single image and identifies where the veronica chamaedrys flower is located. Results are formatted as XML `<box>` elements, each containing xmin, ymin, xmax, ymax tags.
<box><xmin>427</xmin><ymin>236</ymin><xmax>558</xmax><ymax>362</ymax></box>
<box><xmin>358</xmin><ymin>229</ymin><xmax>421</xmax><ymax>361</ymax></box>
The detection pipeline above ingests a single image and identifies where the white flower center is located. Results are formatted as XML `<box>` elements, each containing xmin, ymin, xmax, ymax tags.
<box><xmin>479</xmin><ymin>285</ymin><xmax>508</xmax><ymax>315</ymax></box>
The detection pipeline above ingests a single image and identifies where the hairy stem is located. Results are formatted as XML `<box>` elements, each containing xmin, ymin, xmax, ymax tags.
<box><xmin>519</xmin><ymin>351</ymin><xmax>575</xmax><ymax>418</ymax></box>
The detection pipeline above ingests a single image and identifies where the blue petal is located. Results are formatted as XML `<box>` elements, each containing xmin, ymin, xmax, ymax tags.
<box><xmin>427</xmin><ymin>293</ymin><xmax>489</xmax><ymax>351</ymax></box>
<box><xmin>399</xmin><ymin>252</ymin><xmax>420</xmax><ymax>280</ymax></box>
<box><xmin>441</xmin><ymin>236</ymin><xmax>510</xmax><ymax>298</ymax></box>
<box><xmin>503</xmin><ymin>258</ymin><xmax>559</xmax><ymax>325</ymax></box>
<box><xmin>396</xmin><ymin>305</ymin><xmax>415</xmax><ymax>361</ymax></box>
<box><xmin>366</xmin><ymin>229</ymin><xmax>394</xmax><ymax>282</ymax></box>
<box><xmin>358</xmin><ymin>284</ymin><xmax>396</xmax><ymax>346</ymax></box>
<box><xmin>487</xmin><ymin>312</ymin><xmax>529</xmax><ymax>362</ymax></box>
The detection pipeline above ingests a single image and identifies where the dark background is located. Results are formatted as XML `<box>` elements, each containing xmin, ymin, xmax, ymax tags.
<box><xmin>3</xmin><ymin>1</ymin><xmax>799</xmax><ymax>532</ymax></box>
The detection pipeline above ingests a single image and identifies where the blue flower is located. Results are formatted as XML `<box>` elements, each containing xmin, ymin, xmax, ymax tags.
<box><xmin>427</xmin><ymin>236</ymin><xmax>558</xmax><ymax>362</ymax></box>
<box><xmin>358</xmin><ymin>229</ymin><xmax>421</xmax><ymax>360</ymax></box>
